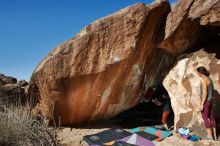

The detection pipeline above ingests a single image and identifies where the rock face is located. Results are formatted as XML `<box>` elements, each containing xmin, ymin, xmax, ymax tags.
<box><xmin>161</xmin><ymin>0</ymin><xmax>220</xmax><ymax>138</ymax></box>
<box><xmin>164</xmin><ymin>47</ymin><xmax>220</xmax><ymax>137</ymax></box>
<box><xmin>29</xmin><ymin>1</ymin><xmax>173</xmax><ymax>125</ymax></box>
<box><xmin>159</xmin><ymin>0</ymin><xmax>220</xmax><ymax>55</ymax></box>
<box><xmin>0</xmin><ymin>74</ymin><xmax>29</xmax><ymax>105</ymax></box>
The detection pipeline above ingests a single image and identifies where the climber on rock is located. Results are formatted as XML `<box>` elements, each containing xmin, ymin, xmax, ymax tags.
<box><xmin>151</xmin><ymin>84</ymin><xmax>171</xmax><ymax>130</ymax></box>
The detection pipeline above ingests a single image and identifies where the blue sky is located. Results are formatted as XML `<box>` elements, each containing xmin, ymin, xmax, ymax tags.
<box><xmin>0</xmin><ymin>0</ymin><xmax>177</xmax><ymax>81</ymax></box>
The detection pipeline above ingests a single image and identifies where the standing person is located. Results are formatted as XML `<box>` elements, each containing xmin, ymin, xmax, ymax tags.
<box><xmin>151</xmin><ymin>84</ymin><xmax>171</xmax><ymax>130</ymax></box>
<box><xmin>197</xmin><ymin>66</ymin><xmax>217</xmax><ymax>140</ymax></box>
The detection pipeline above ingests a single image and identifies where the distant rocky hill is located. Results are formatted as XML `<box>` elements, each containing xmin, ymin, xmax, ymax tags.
<box><xmin>0</xmin><ymin>73</ymin><xmax>29</xmax><ymax>105</ymax></box>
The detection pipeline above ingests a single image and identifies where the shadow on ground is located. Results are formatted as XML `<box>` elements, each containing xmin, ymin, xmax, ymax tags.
<box><xmin>109</xmin><ymin>102</ymin><xmax>174</xmax><ymax>129</ymax></box>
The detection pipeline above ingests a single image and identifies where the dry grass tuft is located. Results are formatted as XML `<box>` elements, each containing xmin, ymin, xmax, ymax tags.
<box><xmin>0</xmin><ymin>102</ymin><xmax>59</xmax><ymax>146</ymax></box>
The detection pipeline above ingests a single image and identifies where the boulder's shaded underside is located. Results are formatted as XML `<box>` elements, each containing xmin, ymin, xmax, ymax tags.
<box><xmin>29</xmin><ymin>0</ymin><xmax>220</xmax><ymax>134</ymax></box>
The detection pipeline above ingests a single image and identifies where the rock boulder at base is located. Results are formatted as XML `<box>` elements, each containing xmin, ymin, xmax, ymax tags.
<box><xmin>163</xmin><ymin>37</ymin><xmax>220</xmax><ymax>137</ymax></box>
<box><xmin>29</xmin><ymin>1</ymin><xmax>174</xmax><ymax>126</ymax></box>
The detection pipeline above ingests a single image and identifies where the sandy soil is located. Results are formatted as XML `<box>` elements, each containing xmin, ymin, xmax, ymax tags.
<box><xmin>57</xmin><ymin>127</ymin><xmax>220</xmax><ymax>146</ymax></box>
<box><xmin>58</xmin><ymin>127</ymin><xmax>108</xmax><ymax>146</ymax></box>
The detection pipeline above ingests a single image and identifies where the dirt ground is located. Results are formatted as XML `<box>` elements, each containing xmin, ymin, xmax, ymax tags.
<box><xmin>57</xmin><ymin>127</ymin><xmax>108</xmax><ymax>146</ymax></box>
<box><xmin>57</xmin><ymin>127</ymin><xmax>220</xmax><ymax>146</ymax></box>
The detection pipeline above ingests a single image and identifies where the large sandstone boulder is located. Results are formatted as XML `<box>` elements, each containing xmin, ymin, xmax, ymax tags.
<box><xmin>29</xmin><ymin>1</ymin><xmax>174</xmax><ymax>126</ymax></box>
<box><xmin>30</xmin><ymin>0</ymin><xmax>220</xmax><ymax>135</ymax></box>
<box><xmin>163</xmin><ymin>37</ymin><xmax>220</xmax><ymax>137</ymax></box>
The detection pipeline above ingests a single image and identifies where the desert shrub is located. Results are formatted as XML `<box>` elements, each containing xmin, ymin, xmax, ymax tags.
<box><xmin>0</xmin><ymin>103</ymin><xmax>59</xmax><ymax>146</ymax></box>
